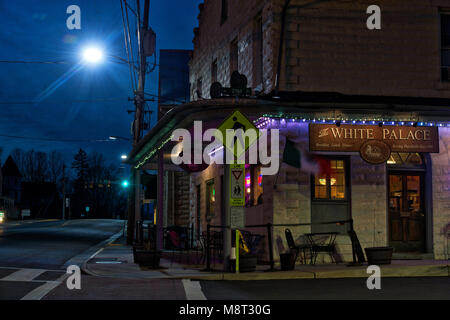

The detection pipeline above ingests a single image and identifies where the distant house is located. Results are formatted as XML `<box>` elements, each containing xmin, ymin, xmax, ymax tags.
<box><xmin>2</xmin><ymin>156</ymin><xmax>22</xmax><ymax>201</ymax></box>
<box><xmin>20</xmin><ymin>182</ymin><xmax>61</xmax><ymax>219</ymax></box>
<box><xmin>1</xmin><ymin>156</ymin><xmax>22</xmax><ymax>219</ymax></box>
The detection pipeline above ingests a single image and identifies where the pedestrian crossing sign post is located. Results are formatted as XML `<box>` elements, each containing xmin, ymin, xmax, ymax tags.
<box><xmin>217</xmin><ymin>110</ymin><xmax>260</xmax><ymax>159</ymax></box>
<box><xmin>230</xmin><ymin>163</ymin><xmax>245</xmax><ymax>206</ymax></box>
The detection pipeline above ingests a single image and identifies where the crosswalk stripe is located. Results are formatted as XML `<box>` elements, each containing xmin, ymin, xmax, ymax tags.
<box><xmin>21</xmin><ymin>277</ymin><xmax>65</xmax><ymax>301</ymax></box>
<box><xmin>182</xmin><ymin>279</ymin><xmax>207</xmax><ymax>300</ymax></box>
<box><xmin>1</xmin><ymin>268</ymin><xmax>46</xmax><ymax>281</ymax></box>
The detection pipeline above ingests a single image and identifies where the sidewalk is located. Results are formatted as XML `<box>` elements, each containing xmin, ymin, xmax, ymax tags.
<box><xmin>82</xmin><ymin>237</ymin><xmax>450</xmax><ymax>281</ymax></box>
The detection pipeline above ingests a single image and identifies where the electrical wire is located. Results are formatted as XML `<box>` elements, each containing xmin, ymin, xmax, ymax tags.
<box><xmin>0</xmin><ymin>134</ymin><xmax>119</xmax><ymax>143</ymax></box>
<box><xmin>0</xmin><ymin>60</ymin><xmax>70</xmax><ymax>64</ymax></box>
<box><xmin>120</xmin><ymin>0</ymin><xmax>138</xmax><ymax>92</ymax></box>
<box><xmin>0</xmin><ymin>98</ymin><xmax>128</xmax><ymax>105</ymax></box>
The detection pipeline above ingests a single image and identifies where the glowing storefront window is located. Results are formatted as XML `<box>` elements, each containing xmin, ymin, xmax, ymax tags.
<box><xmin>314</xmin><ymin>160</ymin><xmax>346</xmax><ymax>200</ymax></box>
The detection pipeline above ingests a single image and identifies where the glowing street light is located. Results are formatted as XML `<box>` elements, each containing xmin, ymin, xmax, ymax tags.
<box><xmin>82</xmin><ymin>47</ymin><xmax>104</xmax><ymax>64</ymax></box>
<box><xmin>121</xmin><ymin>154</ymin><xmax>128</xmax><ymax>160</ymax></box>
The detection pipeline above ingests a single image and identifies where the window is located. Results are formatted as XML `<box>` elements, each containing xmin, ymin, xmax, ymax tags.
<box><xmin>206</xmin><ymin>179</ymin><xmax>215</xmax><ymax>218</ymax></box>
<box><xmin>230</xmin><ymin>39</ymin><xmax>238</xmax><ymax>75</ymax></box>
<box><xmin>211</xmin><ymin>59</ymin><xmax>218</xmax><ymax>83</ymax></box>
<box><xmin>441</xmin><ymin>13</ymin><xmax>450</xmax><ymax>81</ymax></box>
<box><xmin>253</xmin><ymin>14</ymin><xmax>263</xmax><ymax>86</ymax></box>
<box><xmin>221</xmin><ymin>0</ymin><xmax>228</xmax><ymax>25</ymax></box>
<box><xmin>313</xmin><ymin>159</ymin><xmax>346</xmax><ymax>200</ymax></box>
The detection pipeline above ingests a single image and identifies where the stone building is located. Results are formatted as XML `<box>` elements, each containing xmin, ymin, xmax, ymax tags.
<box><xmin>128</xmin><ymin>0</ymin><xmax>450</xmax><ymax>263</ymax></box>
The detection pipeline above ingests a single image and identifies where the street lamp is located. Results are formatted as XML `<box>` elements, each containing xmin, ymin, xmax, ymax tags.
<box><xmin>121</xmin><ymin>154</ymin><xmax>128</xmax><ymax>160</ymax></box>
<box><xmin>82</xmin><ymin>47</ymin><xmax>104</xmax><ymax>64</ymax></box>
<box><xmin>109</xmin><ymin>136</ymin><xmax>131</xmax><ymax>141</ymax></box>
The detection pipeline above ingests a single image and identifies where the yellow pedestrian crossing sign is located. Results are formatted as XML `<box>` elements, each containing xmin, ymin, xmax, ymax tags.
<box><xmin>217</xmin><ymin>110</ymin><xmax>260</xmax><ymax>158</ymax></box>
<box><xmin>230</xmin><ymin>163</ymin><xmax>245</xmax><ymax>206</ymax></box>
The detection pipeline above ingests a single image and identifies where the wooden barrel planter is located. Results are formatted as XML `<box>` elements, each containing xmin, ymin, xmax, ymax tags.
<box><xmin>279</xmin><ymin>252</ymin><xmax>296</xmax><ymax>271</ymax></box>
<box><xmin>364</xmin><ymin>247</ymin><xmax>393</xmax><ymax>265</ymax></box>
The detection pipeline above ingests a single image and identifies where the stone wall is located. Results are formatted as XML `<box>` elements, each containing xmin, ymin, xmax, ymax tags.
<box><xmin>350</xmin><ymin>156</ymin><xmax>388</xmax><ymax>260</ymax></box>
<box><xmin>431</xmin><ymin>127</ymin><xmax>450</xmax><ymax>259</ymax></box>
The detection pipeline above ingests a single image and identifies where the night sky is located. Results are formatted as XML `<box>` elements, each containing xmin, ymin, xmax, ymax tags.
<box><xmin>0</xmin><ymin>0</ymin><xmax>201</xmax><ymax>165</ymax></box>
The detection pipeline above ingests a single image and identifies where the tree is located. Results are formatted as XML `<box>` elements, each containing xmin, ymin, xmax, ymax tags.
<box><xmin>48</xmin><ymin>151</ymin><xmax>64</xmax><ymax>184</ymax></box>
<box><xmin>72</xmin><ymin>148</ymin><xmax>89</xmax><ymax>186</ymax></box>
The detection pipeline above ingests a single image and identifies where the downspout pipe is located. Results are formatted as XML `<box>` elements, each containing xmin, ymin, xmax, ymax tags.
<box><xmin>275</xmin><ymin>0</ymin><xmax>292</xmax><ymax>94</ymax></box>
<box><xmin>274</xmin><ymin>0</ymin><xmax>333</xmax><ymax>95</ymax></box>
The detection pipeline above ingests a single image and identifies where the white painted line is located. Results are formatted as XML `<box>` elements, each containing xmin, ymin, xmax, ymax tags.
<box><xmin>1</xmin><ymin>268</ymin><xmax>45</xmax><ymax>281</ymax></box>
<box><xmin>88</xmin><ymin>247</ymin><xmax>105</xmax><ymax>260</ymax></box>
<box><xmin>182</xmin><ymin>279</ymin><xmax>207</xmax><ymax>300</ymax></box>
<box><xmin>20</xmin><ymin>273</ymin><xmax>68</xmax><ymax>301</ymax></box>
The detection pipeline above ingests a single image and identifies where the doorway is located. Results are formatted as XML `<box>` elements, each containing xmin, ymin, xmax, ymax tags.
<box><xmin>387</xmin><ymin>152</ymin><xmax>428</xmax><ymax>253</ymax></box>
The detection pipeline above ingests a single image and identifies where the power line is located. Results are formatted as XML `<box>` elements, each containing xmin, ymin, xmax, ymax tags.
<box><xmin>0</xmin><ymin>98</ymin><xmax>129</xmax><ymax>105</ymax></box>
<box><xmin>0</xmin><ymin>134</ymin><xmax>128</xmax><ymax>143</ymax></box>
<box><xmin>0</xmin><ymin>60</ymin><xmax>70</xmax><ymax>64</ymax></box>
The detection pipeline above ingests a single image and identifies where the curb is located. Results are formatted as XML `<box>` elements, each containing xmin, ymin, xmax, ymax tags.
<box><xmin>173</xmin><ymin>264</ymin><xmax>450</xmax><ymax>281</ymax></box>
<box><xmin>69</xmin><ymin>230</ymin><xmax>124</xmax><ymax>277</ymax></box>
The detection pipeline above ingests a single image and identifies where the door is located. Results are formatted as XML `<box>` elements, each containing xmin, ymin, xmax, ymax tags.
<box><xmin>388</xmin><ymin>173</ymin><xmax>425</xmax><ymax>252</ymax></box>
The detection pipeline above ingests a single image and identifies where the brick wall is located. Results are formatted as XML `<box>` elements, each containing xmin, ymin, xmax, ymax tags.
<box><xmin>191</xmin><ymin>0</ymin><xmax>450</xmax><ymax>100</ymax></box>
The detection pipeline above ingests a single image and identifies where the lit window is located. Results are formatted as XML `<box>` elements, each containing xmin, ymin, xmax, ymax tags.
<box><xmin>206</xmin><ymin>179</ymin><xmax>215</xmax><ymax>217</ymax></box>
<box><xmin>313</xmin><ymin>159</ymin><xmax>346</xmax><ymax>200</ymax></box>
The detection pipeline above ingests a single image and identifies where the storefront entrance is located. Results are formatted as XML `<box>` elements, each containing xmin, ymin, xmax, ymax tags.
<box><xmin>387</xmin><ymin>153</ymin><xmax>426</xmax><ymax>252</ymax></box>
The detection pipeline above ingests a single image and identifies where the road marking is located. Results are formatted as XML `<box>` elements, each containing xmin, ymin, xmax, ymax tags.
<box><xmin>20</xmin><ymin>273</ymin><xmax>67</xmax><ymax>300</ymax></box>
<box><xmin>1</xmin><ymin>268</ymin><xmax>46</xmax><ymax>281</ymax></box>
<box><xmin>182</xmin><ymin>279</ymin><xmax>207</xmax><ymax>300</ymax></box>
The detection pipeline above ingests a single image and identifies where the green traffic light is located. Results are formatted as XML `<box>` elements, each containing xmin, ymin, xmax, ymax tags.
<box><xmin>122</xmin><ymin>180</ymin><xmax>129</xmax><ymax>187</ymax></box>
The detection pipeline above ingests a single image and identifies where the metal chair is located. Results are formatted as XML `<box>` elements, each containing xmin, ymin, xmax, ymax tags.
<box><xmin>285</xmin><ymin>229</ymin><xmax>311</xmax><ymax>265</ymax></box>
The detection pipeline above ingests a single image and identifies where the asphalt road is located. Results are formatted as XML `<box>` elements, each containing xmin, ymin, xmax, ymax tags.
<box><xmin>0</xmin><ymin>219</ymin><xmax>124</xmax><ymax>269</ymax></box>
<box><xmin>199</xmin><ymin>277</ymin><xmax>450</xmax><ymax>300</ymax></box>
<box><xmin>0</xmin><ymin>219</ymin><xmax>124</xmax><ymax>300</ymax></box>
<box><xmin>0</xmin><ymin>220</ymin><xmax>448</xmax><ymax>301</ymax></box>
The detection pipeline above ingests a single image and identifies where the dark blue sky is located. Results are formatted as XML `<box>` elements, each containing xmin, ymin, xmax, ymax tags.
<box><xmin>0</xmin><ymin>0</ymin><xmax>201</xmax><ymax>165</ymax></box>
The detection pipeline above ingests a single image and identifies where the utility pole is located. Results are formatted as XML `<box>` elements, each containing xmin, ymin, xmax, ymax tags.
<box><xmin>127</xmin><ymin>0</ymin><xmax>150</xmax><ymax>245</ymax></box>
<box><xmin>62</xmin><ymin>164</ymin><xmax>66</xmax><ymax>220</ymax></box>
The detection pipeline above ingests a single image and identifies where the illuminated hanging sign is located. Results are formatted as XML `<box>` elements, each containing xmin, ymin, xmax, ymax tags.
<box><xmin>309</xmin><ymin>124</ymin><xmax>439</xmax><ymax>153</ymax></box>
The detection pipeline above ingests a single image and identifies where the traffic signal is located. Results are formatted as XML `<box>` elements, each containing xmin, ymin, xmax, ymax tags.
<box><xmin>122</xmin><ymin>180</ymin><xmax>129</xmax><ymax>188</ymax></box>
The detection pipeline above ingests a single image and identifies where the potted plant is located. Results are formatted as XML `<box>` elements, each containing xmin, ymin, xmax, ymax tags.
<box><xmin>133</xmin><ymin>242</ymin><xmax>161</xmax><ymax>268</ymax></box>
<box><xmin>364</xmin><ymin>206</ymin><xmax>393</xmax><ymax>265</ymax></box>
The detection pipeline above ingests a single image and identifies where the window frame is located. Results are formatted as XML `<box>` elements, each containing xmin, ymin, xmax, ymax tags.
<box><xmin>311</xmin><ymin>157</ymin><xmax>350</xmax><ymax>203</ymax></box>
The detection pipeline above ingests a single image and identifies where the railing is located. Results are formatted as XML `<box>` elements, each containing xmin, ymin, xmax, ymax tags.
<box><xmin>205</xmin><ymin>219</ymin><xmax>358</xmax><ymax>271</ymax></box>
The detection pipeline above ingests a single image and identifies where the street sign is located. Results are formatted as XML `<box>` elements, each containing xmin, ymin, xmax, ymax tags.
<box><xmin>230</xmin><ymin>207</ymin><xmax>245</xmax><ymax>228</ymax></box>
<box><xmin>230</xmin><ymin>163</ymin><xmax>245</xmax><ymax>206</ymax></box>
<box><xmin>21</xmin><ymin>209</ymin><xmax>30</xmax><ymax>217</ymax></box>
<box><xmin>217</xmin><ymin>110</ymin><xmax>260</xmax><ymax>158</ymax></box>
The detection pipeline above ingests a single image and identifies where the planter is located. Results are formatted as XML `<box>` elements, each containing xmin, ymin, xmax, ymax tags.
<box><xmin>280</xmin><ymin>252</ymin><xmax>296</xmax><ymax>271</ymax></box>
<box><xmin>364</xmin><ymin>247</ymin><xmax>393</xmax><ymax>265</ymax></box>
<box><xmin>230</xmin><ymin>254</ymin><xmax>257</xmax><ymax>273</ymax></box>
<box><xmin>133</xmin><ymin>247</ymin><xmax>161</xmax><ymax>268</ymax></box>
